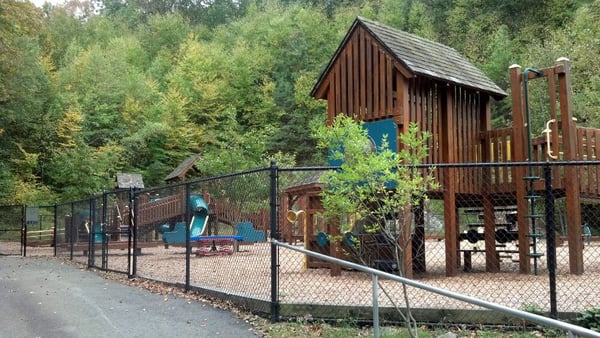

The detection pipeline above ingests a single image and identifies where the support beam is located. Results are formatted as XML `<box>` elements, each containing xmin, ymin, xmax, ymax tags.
<box><xmin>509</xmin><ymin>64</ymin><xmax>532</xmax><ymax>274</ymax></box>
<box><xmin>442</xmin><ymin>84</ymin><xmax>458</xmax><ymax>277</ymax></box>
<box><xmin>556</xmin><ymin>58</ymin><xmax>584</xmax><ymax>275</ymax></box>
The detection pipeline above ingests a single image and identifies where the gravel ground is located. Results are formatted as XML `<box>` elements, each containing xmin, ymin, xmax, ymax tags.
<box><xmin>11</xmin><ymin>239</ymin><xmax>600</xmax><ymax>314</ymax></box>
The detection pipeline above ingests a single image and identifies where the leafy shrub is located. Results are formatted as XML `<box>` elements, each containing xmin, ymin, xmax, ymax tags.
<box><xmin>570</xmin><ymin>308</ymin><xmax>600</xmax><ymax>332</ymax></box>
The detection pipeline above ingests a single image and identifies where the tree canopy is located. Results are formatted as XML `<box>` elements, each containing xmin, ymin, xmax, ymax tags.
<box><xmin>1</xmin><ymin>0</ymin><xmax>599</xmax><ymax>204</ymax></box>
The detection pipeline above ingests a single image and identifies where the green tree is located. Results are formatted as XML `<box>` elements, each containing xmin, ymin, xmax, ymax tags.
<box><xmin>56</xmin><ymin>37</ymin><xmax>151</xmax><ymax>147</ymax></box>
<box><xmin>314</xmin><ymin>115</ymin><xmax>437</xmax><ymax>337</ymax></box>
<box><xmin>137</xmin><ymin>13</ymin><xmax>191</xmax><ymax>62</ymax></box>
<box><xmin>446</xmin><ymin>0</ymin><xmax>501</xmax><ymax>65</ymax></box>
<box><xmin>40</xmin><ymin>6</ymin><xmax>83</xmax><ymax>68</ymax></box>
<box><xmin>517</xmin><ymin>0</ymin><xmax>600</xmax><ymax>132</ymax></box>
<box><xmin>0</xmin><ymin>1</ymin><xmax>59</xmax><ymax>203</ymax></box>
<box><xmin>482</xmin><ymin>25</ymin><xmax>519</xmax><ymax>128</ymax></box>
<box><xmin>47</xmin><ymin>109</ymin><xmax>125</xmax><ymax>200</ymax></box>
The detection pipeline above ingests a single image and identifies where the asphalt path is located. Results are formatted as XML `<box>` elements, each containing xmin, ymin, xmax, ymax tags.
<box><xmin>0</xmin><ymin>256</ymin><xmax>260</xmax><ymax>338</ymax></box>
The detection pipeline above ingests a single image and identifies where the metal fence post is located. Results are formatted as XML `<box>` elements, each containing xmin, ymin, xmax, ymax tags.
<box><xmin>53</xmin><ymin>204</ymin><xmax>58</xmax><ymax>257</ymax></box>
<box><xmin>70</xmin><ymin>202</ymin><xmax>75</xmax><ymax>260</ymax></box>
<box><xmin>185</xmin><ymin>183</ymin><xmax>191</xmax><ymax>291</ymax></box>
<box><xmin>372</xmin><ymin>274</ymin><xmax>380</xmax><ymax>338</ymax></box>
<box><xmin>88</xmin><ymin>196</ymin><xmax>95</xmax><ymax>268</ymax></box>
<box><xmin>102</xmin><ymin>191</ymin><xmax>108</xmax><ymax>270</ymax></box>
<box><xmin>131</xmin><ymin>188</ymin><xmax>137</xmax><ymax>277</ymax></box>
<box><xmin>270</xmin><ymin>160</ymin><xmax>280</xmax><ymax>323</ymax></box>
<box><xmin>21</xmin><ymin>205</ymin><xmax>26</xmax><ymax>257</ymax></box>
<box><xmin>544</xmin><ymin>164</ymin><xmax>558</xmax><ymax>318</ymax></box>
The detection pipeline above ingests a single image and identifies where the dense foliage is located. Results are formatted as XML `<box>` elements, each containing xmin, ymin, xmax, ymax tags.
<box><xmin>1</xmin><ymin>0</ymin><xmax>598</xmax><ymax>204</ymax></box>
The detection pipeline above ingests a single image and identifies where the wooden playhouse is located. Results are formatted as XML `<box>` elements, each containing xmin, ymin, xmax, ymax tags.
<box><xmin>281</xmin><ymin>17</ymin><xmax>600</xmax><ymax>277</ymax></box>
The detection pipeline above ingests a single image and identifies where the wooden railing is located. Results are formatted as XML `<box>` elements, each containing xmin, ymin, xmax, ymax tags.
<box><xmin>137</xmin><ymin>193</ymin><xmax>185</xmax><ymax>227</ymax></box>
<box><xmin>577</xmin><ymin>127</ymin><xmax>600</xmax><ymax>196</ymax></box>
<box><xmin>468</xmin><ymin>126</ymin><xmax>600</xmax><ymax>196</ymax></box>
<box><xmin>211</xmin><ymin>199</ymin><xmax>269</xmax><ymax>233</ymax></box>
<box><xmin>479</xmin><ymin>128</ymin><xmax>514</xmax><ymax>194</ymax></box>
<box><xmin>134</xmin><ymin>192</ymin><xmax>268</xmax><ymax>234</ymax></box>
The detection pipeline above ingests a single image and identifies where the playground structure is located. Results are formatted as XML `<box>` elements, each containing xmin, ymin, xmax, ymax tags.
<box><xmin>139</xmin><ymin>192</ymin><xmax>267</xmax><ymax>245</ymax></box>
<box><xmin>58</xmin><ymin>190</ymin><xmax>266</xmax><ymax>256</ymax></box>
<box><xmin>157</xmin><ymin>194</ymin><xmax>247</xmax><ymax>254</ymax></box>
<box><xmin>279</xmin><ymin>17</ymin><xmax>600</xmax><ymax>277</ymax></box>
<box><xmin>58</xmin><ymin>170</ymin><xmax>267</xmax><ymax>254</ymax></box>
<box><xmin>158</xmin><ymin>194</ymin><xmax>210</xmax><ymax>247</ymax></box>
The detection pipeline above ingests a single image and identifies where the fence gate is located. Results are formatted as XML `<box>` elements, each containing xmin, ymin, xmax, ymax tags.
<box><xmin>87</xmin><ymin>190</ymin><xmax>133</xmax><ymax>275</ymax></box>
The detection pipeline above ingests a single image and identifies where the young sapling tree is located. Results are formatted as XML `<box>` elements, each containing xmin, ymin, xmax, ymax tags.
<box><xmin>314</xmin><ymin>115</ymin><xmax>437</xmax><ymax>337</ymax></box>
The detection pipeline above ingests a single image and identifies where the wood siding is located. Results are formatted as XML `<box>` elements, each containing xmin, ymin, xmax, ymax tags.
<box><xmin>325</xmin><ymin>27</ymin><xmax>404</xmax><ymax>124</ymax></box>
<box><xmin>451</xmin><ymin>87</ymin><xmax>486</xmax><ymax>194</ymax></box>
<box><xmin>320</xmin><ymin>26</ymin><xmax>501</xmax><ymax>196</ymax></box>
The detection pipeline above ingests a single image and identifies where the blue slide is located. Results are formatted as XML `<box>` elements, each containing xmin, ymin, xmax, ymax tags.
<box><xmin>188</xmin><ymin>195</ymin><xmax>209</xmax><ymax>239</ymax></box>
<box><xmin>160</xmin><ymin>195</ymin><xmax>209</xmax><ymax>246</ymax></box>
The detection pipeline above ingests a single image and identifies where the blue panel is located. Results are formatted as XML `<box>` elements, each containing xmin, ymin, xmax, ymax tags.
<box><xmin>366</xmin><ymin>119</ymin><xmax>399</xmax><ymax>189</ymax></box>
<box><xmin>327</xmin><ymin>118</ymin><xmax>398</xmax><ymax>167</ymax></box>
<box><xmin>364</xmin><ymin>119</ymin><xmax>398</xmax><ymax>153</ymax></box>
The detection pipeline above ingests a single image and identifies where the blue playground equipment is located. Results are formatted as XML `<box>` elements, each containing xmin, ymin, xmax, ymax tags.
<box><xmin>235</xmin><ymin>222</ymin><xmax>265</xmax><ymax>242</ymax></box>
<box><xmin>159</xmin><ymin>195</ymin><xmax>209</xmax><ymax>247</ymax></box>
<box><xmin>159</xmin><ymin>195</ymin><xmax>266</xmax><ymax>248</ymax></box>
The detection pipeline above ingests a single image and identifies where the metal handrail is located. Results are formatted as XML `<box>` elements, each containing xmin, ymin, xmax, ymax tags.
<box><xmin>272</xmin><ymin>239</ymin><xmax>600</xmax><ymax>338</ymax></box>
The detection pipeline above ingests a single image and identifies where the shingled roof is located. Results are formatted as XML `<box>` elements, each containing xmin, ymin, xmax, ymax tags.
<box><xmin>164</xmin><ymin>153</ymin><xmax>202</xmax><ymax>183</ymax></box>
<box><xmin>312</xmin><ymin>17</ymin><xmax>507</xmax><ymax>99</ymax></box>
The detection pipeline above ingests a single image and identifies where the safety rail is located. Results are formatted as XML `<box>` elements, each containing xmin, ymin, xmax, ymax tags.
<box><xmin>272</xmin><ymin>239</ymin><xmax>600</xmax><ymax>338</ymax></box>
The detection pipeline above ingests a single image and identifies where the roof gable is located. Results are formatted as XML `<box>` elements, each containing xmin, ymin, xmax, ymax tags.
<box><xmin>164</xmin><ymin>153</ymin><xmax>203</xmax><ymax>183</ymax></box>
<box><xmin>312</xmin><ymin>17</ymin><xmax>507</xmax><ymax>99</ymax></box>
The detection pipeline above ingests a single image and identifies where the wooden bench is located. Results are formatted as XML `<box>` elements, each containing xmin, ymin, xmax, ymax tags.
<box><xmin>460</xmin><ymin>249</ymin><xmax>520</xmax><ymax>272</ymax></box>
<box><xmin>192</xmin><ymin>235</ymin><xmax>243</xmax><ymax>256</ymax></box>
<box><xmin>466</xmin><ymin>223</ymin><xmax>514</xmax><ymax>229</ymax></box>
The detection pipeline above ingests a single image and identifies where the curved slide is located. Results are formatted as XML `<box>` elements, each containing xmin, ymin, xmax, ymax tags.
<box><xmin>188</xmin><ymin>194</ymin><xmax>209</xmax><ymax>240</ymax></box>
<box><xmin>160</xmin><ymin>194</ymin><xmax>209</xmax><ymax>246</ymax></box>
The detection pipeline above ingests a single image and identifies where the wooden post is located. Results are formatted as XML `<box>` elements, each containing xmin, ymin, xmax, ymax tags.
<box><xmin>509</xmin><ymin>64</ymin><xmax>532</xmax><ymax>274</ymax></box>
<box><xmin>280</xmin><ymin>193</ymin><xmax>290</xmax><ymax>243</ymax></box>
<box><xmin>442</xmin><ymin>84</ymin><xmax>458</xmax><ymax>277</ymax></box>
<box><xmin>401</xmin><ymin>207</ymin><xmax>414</xmax><ymax>279</ymax></box>
<box><xmin>412</xmin><ymin>199</ymin><xmax>426</xmax><ymax>274</ymax></box>
<box><xmin>556</xmin><ymin>57</ymin><xmax>584</xmax><ymax>275</ymax></box>
<box><xmin>329</xmin><ymin>218</ymin><xmax>342</xmax><ymax>276</ymax></box>
<box><xmin>480</xmin><ymin>92</ymin><xmax>499</xmax><ymax>272</ymax></box>
<box><xmin>483</xmin><ymin>194</ymin><xmax>499</xmax><ymax>271</ymax></box>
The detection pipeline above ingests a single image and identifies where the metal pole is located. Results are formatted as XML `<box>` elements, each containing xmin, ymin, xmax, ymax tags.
<box><xmin>53</xmin><ymin>205</ymin><xmax>57</xmax><ymax>257</ymax></box>
<box><xmin>130</xmin><ymin>188</ymin><xmax>137</xmax><ymax>277</ymax></box>
<box><xmin>372</xmin><ymin>274</ymin><xmax>380</xmax><ymax>338</ymax></box>
<box><xmin>22</xmin><ymin>205</ymin><xmax>26</xmax><ymax>257</ymax></box>
<box><xmin>185</xmin><ymin>184</ymin><xmax>191</xmax><ymax>291</ymax></box>
<box><xmin>102</xmin><ymin>191</ymin><xmax>108</xmax><ymax>270</ymax></box>
<box><xmin>544</xmin><ymin>164</ymin><xmax>558</xmax><ymax>318</ymax></box>
<box><xmin>89</xmin><ymin>196</ymin><xmax>94</xmax><ymax>268</ymax></box>
<box><xmin>270</xmin><ymin>160</ymin><xmax>280</xmax><ymax>323</ymax></box>
<box><xmin>70</xmin><ymin>203</ymin><xmax>74</xmax><ymax>260</ymax></box>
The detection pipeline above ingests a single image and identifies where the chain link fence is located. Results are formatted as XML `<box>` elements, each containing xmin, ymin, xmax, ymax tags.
<box><xmin>0</xmin><ymin>205</ymin><xmax>23</xmax><ymax>256</ymax></box>
<box><xmin>4</xmin><ymin>162</ymin><xmax>600</xmax><ymax>330</ymax></box>
<box><xmin>275</xmin><ymin>162</ymin><xmax>600</xmax><ymax>326</ymax></box>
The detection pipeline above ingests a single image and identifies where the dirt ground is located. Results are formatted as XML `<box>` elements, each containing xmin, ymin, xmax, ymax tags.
<box><xmin>8</xmin><ymin>239</ymin><xmax>600</xmax><ymax>314</ymax></box>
